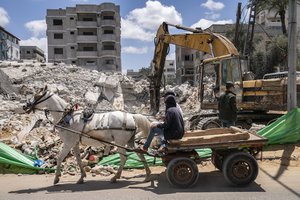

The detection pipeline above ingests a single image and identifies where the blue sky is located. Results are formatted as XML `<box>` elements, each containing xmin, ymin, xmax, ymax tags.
<box><xmin>0</xmin><ymin>0</ymin><xmax>248</xmax><ymax>73</ymax></box>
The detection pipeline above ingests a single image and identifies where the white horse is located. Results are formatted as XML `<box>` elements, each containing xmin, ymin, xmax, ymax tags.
<box><xmin>23</xmin><ymin>86</ymin><xmax>151</xmax><ymax>185</ymax></box>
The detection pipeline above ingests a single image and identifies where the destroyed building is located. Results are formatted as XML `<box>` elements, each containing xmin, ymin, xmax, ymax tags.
<box><xmin>20</xmin><ymin>46</ymin><xmax>46</xmax><ymax>63</ymax></box>
<box><xmin>46</xmin><ymin>3</ymin><xmax>121</xmax><ymax>72</ymax></box>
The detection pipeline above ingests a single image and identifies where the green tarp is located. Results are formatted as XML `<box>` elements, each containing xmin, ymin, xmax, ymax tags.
<box><xmin>99</xmin><ymin>149</ymin><xmax>212</xmax><ymax>169</ymax></box>
<box><xmin>0</xmin><ymin>142</ymin><xmax>54</xmax><ymax>174</ymax></box>
<box><xmin>257</xmin><ymin>108</ymin><xmax>300</xmax><ymax>145</ymax></box>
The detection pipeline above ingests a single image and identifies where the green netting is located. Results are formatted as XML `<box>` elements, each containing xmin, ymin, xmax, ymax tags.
<box><xmin>257</xmin><ymin>108</ymin><xmax>300</xmax><ymax>145</ymax></box>
<box><xmin>0</xmin><ymin>142</ymin><xmax>55</xmax><ymax>174</ymax></box>
<box><xmin>99</xmin><ymin>148</ymin><xmax>212</xmax><ymax>169</ymax></box>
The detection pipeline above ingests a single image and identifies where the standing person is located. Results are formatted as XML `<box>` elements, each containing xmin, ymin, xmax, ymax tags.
<box><xmin>139</xmin><ymin>95</ymin><xmax>184</xmax><ymax>153</ymax></box>
<box><xmin>218</xmin><ymin>81</ymin><xmax>238</xmax><ymax>127</ymax></box>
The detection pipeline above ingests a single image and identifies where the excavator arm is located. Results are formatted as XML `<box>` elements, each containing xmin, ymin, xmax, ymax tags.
<box><xmin>149</xmin><ymin>22</ymin><xmax>239</xmax><ymax>114</ymax></box>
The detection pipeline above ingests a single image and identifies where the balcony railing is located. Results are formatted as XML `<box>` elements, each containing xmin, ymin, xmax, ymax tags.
<box><xmin>100</xmin><ymin>50</ymin><xmax>117</xmax><ymax>56</ymax></box>
<box><xmin>101</xmin><ymin>34</ymin><xmax>116</xmax><ymax>41</ymax></box>
<box><xmin>100</xmin><ymin>20</ymin><xmax>117</xmax><ymax>27</ymax></box>
<box><xmin>77</xmin><ymin>35</ymin><xmax>98</xmax><ymax>42</ymax></box>
<box><xmin>76</xmin><ymin>21</ymin><xmax>97</xmax><ymax>27</ymax></box>
<box><xmin>77</xmin><ymin>51</ymin><xmax>98</xmax><ymax>57</ymax></box>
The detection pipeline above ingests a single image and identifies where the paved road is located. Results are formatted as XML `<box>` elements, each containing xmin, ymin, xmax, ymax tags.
<box><xmin>0</xmin><ymin>162</ymin><xmax>300</xmax><ymax>200</ymax></box>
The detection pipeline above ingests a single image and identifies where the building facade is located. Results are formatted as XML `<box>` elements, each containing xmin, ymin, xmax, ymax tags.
<box><xmin>20</xmin><ymin>46</ymin><xmax>45</xmax><ymax>62</ymax></box>
<box><xmin>175</xmin><ymin>46</ymin><xmax>201</xmax><ymax>86</ymax></box>
<box><xmin>46</xmin><ymin>3</ymin><xmax>121</xmax><ymax>71</ymax></box>
<box><xmin>0</xmin><ymin>26</ymin><xmax>20</xmax><ymax>61</ymax></box>
<box><xmin>163</xmin><ymin>60</ymin><xmax>176</xmax><ymax>84</ymax></box>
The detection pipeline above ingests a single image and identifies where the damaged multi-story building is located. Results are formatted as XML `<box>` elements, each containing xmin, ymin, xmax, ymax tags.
<box><xmin>0</xmin><ymin>26</ymin><xmax>20</xmax><ymax>61</ymax></box>
<box><xmin>46</xmin><ymin>3</ymin><xmax>121</xmax><ymax>72</ymax></box>
<box><xmin>20</xmin><ymin>46</ymin><xmax>46</xmax><ymax>62</ymax></box>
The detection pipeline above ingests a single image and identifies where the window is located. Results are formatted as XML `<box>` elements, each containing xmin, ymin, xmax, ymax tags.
<box><xmin>83</xmin><ymin>47</ymin><xmax>94</xmax><ymax>51</ymax></box>
<box><xmin>70</xmin><ymin>31</ymin><xmax>75</xmax><ymax>35</ymax></box>
<box><xmin>72</xmin><ymin>61</ymin><xmax>76</xmax><ymax>64</ymax></box>
<box><xmin>169</xmin><ymin>62</ymin><xmax>174</xmax><ymax>66</ymax></box>
<box><xmin>86</xmin><ymin>61</ymin><xmax>96</xmax><ymax>66</ymax></box>
<box><xmin>102</xmin><ymin>15</ymin><xmax>114</xmax><ymax>20</ymax></box>
<box><xmin>70</xmin><ymin>46</ymin><xmax>75</xmax><ymax>49</ymax></box>
<box><xmin>104</xmin><ymin>29</ymin><xmax>114</xmax><ymax>34</ymax></box>
<box><xmin>53</xmin><ymin>19</ymin><xmax>63</xmax><ymax>25</ymax></box>
<box><xmin>105</xmin><ymin>59</ymin><xmax>114</xmax><ymax>64</ymax></box>
<box><xmin>54</xmin><ymin>48</ymin><xmax>63</xmax><ymax>54</ymax></box>
<box><xmin>54</xmin><ymin>33</ymin><xmax>63</xmax><ymax>39</ymax></box>
<box><xmin>70</xmin><ymin>17</ymin><xmax>74</xmax><ymax>20</ymax></box>
<box><xmin>26</xmin><ymin>51</ymin><xmax>31</xmax><ymax>54</ymax></box>
<box><xmin>103</xmin><ymin>45</ymin><xmax>114</xmax><ymax>50</ymax></box>
<box><xmin>83</xmin><ymin>32</ymin><xmax>94</xmax><ymax>35</ymax></box>
<box><xmin>83</xmin><ymin>18</ymin><xmax>94</xmax><ymax>21</ymax></box>
<box><xmin>184</xmin><ymin>55</ymin><xmax>190</xmax><ymax>61</ymax></box>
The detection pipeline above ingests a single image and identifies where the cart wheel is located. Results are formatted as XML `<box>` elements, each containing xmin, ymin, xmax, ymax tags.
<box><xmin>222</xmin><ymin>152</ymin><xmax>258</xmax><ymax>186</ymax></box>
<box><xmin>211</xmin><ymin>152</ymin><xmax>223</xmax><ymax>171</ymax></box>
<box><xmin>166</xmin><ymin>157</ymin><xmax>199</xmax><ymax>188</ymax></box>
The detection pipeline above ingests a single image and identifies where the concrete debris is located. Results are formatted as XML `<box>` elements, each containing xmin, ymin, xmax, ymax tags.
<box><xmin>0</xmin><ymin>60</ymin><xmax>268</xmax><ymax>176</ymax></box>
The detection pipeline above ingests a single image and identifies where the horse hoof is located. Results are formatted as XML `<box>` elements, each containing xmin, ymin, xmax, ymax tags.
<box><xmin>77</xmin><ymin>179</ymin><xmax>84</xmax><ymax>184</ymax></box>
<box><xmin>110</xmin><ymin>177</ymin><xmax>117</xmax><ymax>183</ymax></box>
<box><xmin>144</xmin><ymin>176</ymin><xmax>151</xmax><ymax>182</ymax></box>
<box><xmin>54</xmin><ymin>177</ymin><xmax>60</xmax><ymax>185</ymax></box>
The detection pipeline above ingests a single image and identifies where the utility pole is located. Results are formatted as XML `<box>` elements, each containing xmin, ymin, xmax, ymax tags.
<box><xmin>243</xmin><ymin>0</ymin><xmax>257</xmax><ymax>72</ymax></box>
<box><xmin>287</xmin><ymin>0</ymin><xmax>297</xmax><ymax>110</ymax></box>
<box><xmin>234</xmin><ymin>2</ymin><xmax>242</xmax><ymax>48</ymax></box>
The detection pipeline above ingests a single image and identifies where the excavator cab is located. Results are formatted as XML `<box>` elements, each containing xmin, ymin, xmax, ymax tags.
<box><xmin>200</xmin><ymin>56</ymin><xmax>243</xmax><ymax>110</ymax></box>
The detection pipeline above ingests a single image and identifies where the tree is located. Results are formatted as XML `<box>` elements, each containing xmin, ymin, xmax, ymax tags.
<box><xmin>266</xmin><ymin>35</ymin><xmax>288</xmax><ymax>71</ymax></box>
<box><xmin>254</xmin><ymin>0</ymin><xmax>289</xmax><ymax>35</ymax></box>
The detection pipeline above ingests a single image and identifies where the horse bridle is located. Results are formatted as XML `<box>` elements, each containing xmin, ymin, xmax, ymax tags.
<box><xmin>23</xmin><ymin>91</ymin><xmax>54</xmax><ymax>113</ymax></box>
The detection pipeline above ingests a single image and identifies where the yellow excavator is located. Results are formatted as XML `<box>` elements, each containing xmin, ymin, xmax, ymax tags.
<box><xmin>149</xmin><ymin>22</ymin><xmax>300</xmax><ymax>129</ymax></box>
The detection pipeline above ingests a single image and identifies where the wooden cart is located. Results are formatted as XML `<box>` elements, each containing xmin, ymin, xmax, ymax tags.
<box><xmin>159</xmin><ymin>127</ymin><xmax>268</xmax><ymax>188</ymax></box>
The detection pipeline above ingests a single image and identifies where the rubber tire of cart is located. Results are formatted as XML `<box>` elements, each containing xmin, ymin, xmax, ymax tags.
<box><xmin>166</xmin><ymin>157</ymin><xmax>199</xmax><ymax>188</ymax></box>
<box><xmin>222</xmin><ymin>152</ymin><xmax>258</xmax><ymax>186</ymax></box>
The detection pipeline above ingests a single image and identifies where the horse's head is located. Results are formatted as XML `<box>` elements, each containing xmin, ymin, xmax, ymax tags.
<box><xmin>23</xmin><ymin>86</ymin><xmax>53</xmax><ymax>113</ymax></box>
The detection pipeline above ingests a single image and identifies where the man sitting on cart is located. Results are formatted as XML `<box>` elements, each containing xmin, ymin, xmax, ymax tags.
<box><xmin>138</xmin><ymin>94</ymin><xmax>184</xmax><ymax>153</ymax></box>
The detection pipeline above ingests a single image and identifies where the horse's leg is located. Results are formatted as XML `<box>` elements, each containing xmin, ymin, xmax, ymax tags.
<box><xmin>111</xmin><ymin>148</ymin><xmax>127</xmax><ymax>183</ymax></box>
<box><xmin>54</xmin><ymin>143</ymin><xmax>73</xmax><ymax>185</ymax></box>
<box><xmin>73</xmin><ymin>142</ymin><xmax>86</xmax><ymax>184</ymax></box>
<box><xmin>136</xmin><ymin>153</ymin><xmax>151</xmax><ymax>182</ymax></box>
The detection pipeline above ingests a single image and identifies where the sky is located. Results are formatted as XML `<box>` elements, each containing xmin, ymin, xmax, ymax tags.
<box><xmin>0</xmin><ymin>0</ymin><xmax>249</xmax><ymax>73</ymax></box>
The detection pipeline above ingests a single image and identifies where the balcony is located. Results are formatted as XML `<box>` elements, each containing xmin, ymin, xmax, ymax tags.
<box><xmin>100</xmin><ymin>3</ymin><xmax>119</xmax><ymax>12</ymax></box>
<box><xmin>101</xmin><ymin>34</ymin><xmax>116</xmax><ymax>41</ymax></box>
<box><xmin>100</xmin><ymin>50</ymin><xmax>117</xmax><ymax>57</ymax></box>
<box><xmin>76</xmin><ymin>21</ymin><xmax>97</xmax><ymax>27</ymax></box>
<box><xmin>77</xmin><ymin>35</ymin><xmax>98</xmax><ymax>43</ymax></box>
<box><xmin>100</xmin><ymin>20</ymin><xmax>117</xmax><ymax>27</ymax></box>
<box><xmin>77</xmin><ymin>51</ymin><xmax>98</xmax><ymax>58</ymax></box>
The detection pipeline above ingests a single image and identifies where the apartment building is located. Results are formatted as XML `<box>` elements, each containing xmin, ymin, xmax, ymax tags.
<box><xmin>0</xmin><ymin>26</ymin><xmax>20</xmax><ymax>60</ymax></box>
<box><xmin>46</xmin><ymin>3</ymin><xmax>121</xmax><ymax>71</ymax></box>
<box><xmin>164</xmin><ymin>60</ymin><xmax>176</xmax><ymax>84</ymax></box>
<box><xmin>20</xmin><ymin>46</ymin><xmax>45</xmax><ymax>62</ymax></box>
<box><xmin>176</xmin><ymin>46</ymin><xmax>201</xmax><ymax>86</ymax></box>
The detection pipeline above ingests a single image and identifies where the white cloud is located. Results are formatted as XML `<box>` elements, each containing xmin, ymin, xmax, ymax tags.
<box><xmin>0</xmin><ymin>7</ymin><xmax>10</xmax><ymax>27</ymax></box>
<box><xmin>191</xmin><ymin>18</ymin><xmax>233</xmax><ymax>30</ymax></box>
<box><xmin>205</xmin><ymin>12</ymin><xmax>220</xmax><ymax>20</ymax></box>
<box><xmin>20</xmin><ymin>37</ymin><xmax>48</xmax><ymax>58</ymax></box>
<box><xmin>25</xmin><ymin>20</ymin><xmax>46</xmax><ymax>37</ymax></box>
<box><xmin>121</xmin><ymin>18</ymin><xmax>154</xmax><ymax>42</ymax></box>
<box><xmin>127</xmin><ymin>0</ymin><xmax>182</xmax><ymax>30</ymax></box>
<box><xmin>122</xmin><ymin>46</ymin><xmax>148</xmax><ymax>54</ymax></box>
<box><xmin>201</xmin><ymin>0</ymin><xmax>224</xmax><ymax>11</ymax></box>
<box><xmin>122</xmin><ymin>0</ymin><xmax>182</xmax><ymax>41</ymax></box>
